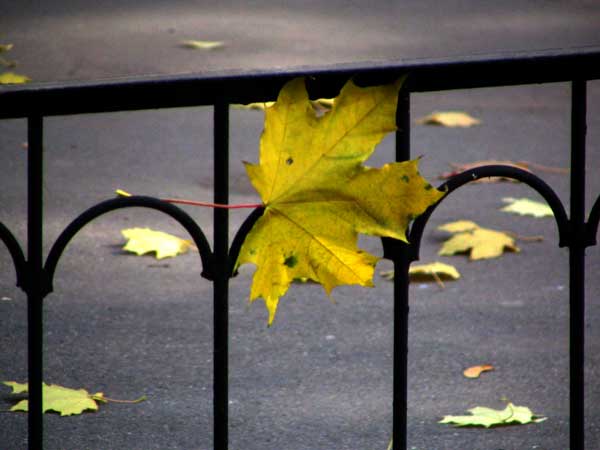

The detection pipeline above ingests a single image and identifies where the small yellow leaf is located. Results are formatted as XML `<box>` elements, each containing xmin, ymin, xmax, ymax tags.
<box><xmin>437</xmin><ymin>221</ymin><xmax>519</xmax><ymax>260</ymax></box>
<box><xmin>115</xmin><ymin>189</ymin><xmax>132</xmax><ymax>197</ymax></box>
<box><xmin>233</xmin><ymin>102</ymin><xmax>275</xmax><ymax>111</ymax></box>
<box><xmin>463</xmin><ymin>364</ymin><xmax>494</xmax><ymax>378</ymax></box>
<box><xmin>501</xmin><ymin>197</ymin><xmax>554</xmax><ymax>218</ymax></box>
<box><xmin>410</xmin><ymin>262</ymin><xmax>460</xmax><ymax>282</ymax></box>
<box><xmin>179</xmin><ymin>40</ymin><xmax>224</xmax><ymax>50</ymax></box>
<box><xmin>437</xmin><ymin>220</ymin><xmax>478</xmax><ymax>233</ymax></box>
<box><xmin>382</xmin><ymin>262</ymin><xmax>460</xmax><ymax>283</ymax></box>
<box><xmin>234</xmin><ymin>99</ymin><xmax>334</xmax><ymax>113</ymax></box>
<box><xmin>0</xmin><ymin>72</ymin><xmax>31</xmax><ymax>84</ymax></box>
<box><xmin>121</xmin><ymin>227</ymin><xmax>192</xmax><ymax>259</ymax></box>
<box><xmin>417</xmin><ymin>111</ymin><xmax>480</xmax><ymax>127</ymax></box>
<box><xmin>0</xmin><ymin>43</ymin><xmax>18</xmax><ymax>69</ymax></box>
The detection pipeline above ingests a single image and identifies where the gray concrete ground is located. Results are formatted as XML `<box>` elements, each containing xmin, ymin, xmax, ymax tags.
<box><xmin>1</xmin><ymin>1</ymin><xmax>600</xmax><ymax>449</ymax></box>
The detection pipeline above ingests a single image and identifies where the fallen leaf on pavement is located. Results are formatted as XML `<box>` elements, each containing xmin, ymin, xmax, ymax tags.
<box><xmin>3</xmin><ymin>381</ymin><xmax>146</xmax><ymax>416</ymax></box>
<box><xmin>437</xmin><ymin>220</ymin><xmax>519</xmax><ymax>260</ymax></box>
<box><xmin>234</xmin><ymin>98</ymin><xmax>334</xmax><ymax>113</ymax></box>
<box><xmin>121</xmin><ymin>227</ymin><xmax>193</xmax><ymax>259</ymax></box>
<box><xmin>0</xmin><ymin>43</ymin><xmax>17</xmax><ymax>68</ymax></box>
<box><xmin>439</xmin><ymin>160</ymin><xmax>531</xmax><ymax>182</ymax></box>
<box><xmin>500</xmin><ymin>197</ymin><xmax>554</xmax><ymax>218</ymax></box>
<box><xmin>179</xmin><ymin>40</ymin><xmax>225</xmax><ymax>50</ymax></box>
<box><xmin>0</xmin><ymin>72</ymin><xmax>30</xmax><ymax>84</ymax></box>
<box><xmin>4</xmin><ymin>381</ymin><xmax>103</xmax><ymax>416</ymax></box>
<box><xmin>463</xmin><ymin>364</ymin><xmax>494</xmax><ymax>378</ymax></box>
<box><xmin>439</xmin><ymin>160</ymin><xmax>568</xmax><ymax>183</ymax></box>
<box><xmin>233</xmin><ymin>102</ymin><xmax>276</xmax><ymax>111</ymax></box>
<box><xmin>416</xmin><ymin>111</ymin><xmax>480</xmax><ymax>127</ymax></box>
<box><xmin>381</xmin><ymin>261</ymin><xmax>460</xmax><ymax>288</ymax></box>
<box><xmin>439</xmin><ymin>402</ymin><xmax>546</xmax><ymax>428</ymax></box>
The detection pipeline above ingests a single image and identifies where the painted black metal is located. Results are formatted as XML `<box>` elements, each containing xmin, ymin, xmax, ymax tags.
<box><xmin>43</xmin><ymin>196</ymin><xmax>215</xmax><ymax>297</ymax></box>
<box><xmin>588</xmin><ymin>195</ymin><xmax>600</xmax><ymax>246</ymax></box>
<box><xmin>569</xmin><ymin>80</ymin><xmax>587</xmax><ymax>450</ymax></box>
<box><xmin>1</xmin><ymin>47</ymin><xmax>599</xmax><ymax>118</ymax></box>
<box><xmin>0</xmin><ymin>221</ymin><xmax>27</xmax><ymax>289</ymax></box>
<box><xmin>27</xmin><ymin>114</ymin><xmax>44</xmax><ymax>450</ymax></box>
<box><xmin>0</xmin><ymin>49</ymin><xmax>597</xmax><ymax>450</ymax></box>
<box><xmin>392</xmin><ymin>88</ymin><xmax>411</xmax><ymax>450</ymax></box>
<box><xmin>408</xmin><ymin>165</ymin><xmax>571</xmax><ymax>262</ymax></box>
<box><xmin>213</xmin><ymin>102</ymin><xmax>230</xmax><ymax>450</ymax></box>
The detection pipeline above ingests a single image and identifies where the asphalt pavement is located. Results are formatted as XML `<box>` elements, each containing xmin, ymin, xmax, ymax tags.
<box><xmin>1</xmin><ymin>1</ymin><xmax>600</xmax><ymax>449</ymax></box>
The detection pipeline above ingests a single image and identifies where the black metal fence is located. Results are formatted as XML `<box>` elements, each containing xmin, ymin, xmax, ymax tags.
<box><xmin>1</xmin><ymin>47</ymin><xmax>600</xmax><ymax>450</ymax></box>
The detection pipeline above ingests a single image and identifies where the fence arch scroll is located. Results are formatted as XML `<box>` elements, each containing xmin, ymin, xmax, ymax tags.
<box><xmin>405</xmin><ymin>164</ymin><xmax>570</xmax><ymax>262</ymax></box>
<box><xmin>0</xmin><ymin>221</ymin><xmax>27</xmax><ymax>289</ymax></box>
<box><xmin>587</xmin><ymin>194</ymin><xmax>600</xmax><ymax>246</ymax></box>
<box><xmin>42</xmin><ymin>196</ymin><xmax>214</xmax><ymax>297</ymax></box>
<box><xmin>227</xmin><ymin>206</ymin><xmax>265</xmax><ymax>278</ymax></box>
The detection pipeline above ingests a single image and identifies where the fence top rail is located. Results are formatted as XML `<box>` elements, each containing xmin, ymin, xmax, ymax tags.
<box><xmin>1</xmin><ymin>46</ymin><xmax>599</xmax><ymax>118</ymax></box>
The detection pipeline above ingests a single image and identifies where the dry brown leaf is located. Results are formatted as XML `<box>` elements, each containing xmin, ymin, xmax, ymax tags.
<box><xmin>439</xmin><ymin>160</ymin><xmax>568</xmax><ymax>183</ymax></box>
<box><xmin>439</xmin><ymin>160</ymin><xmax>531</xmax><ymax>183</ymax></box>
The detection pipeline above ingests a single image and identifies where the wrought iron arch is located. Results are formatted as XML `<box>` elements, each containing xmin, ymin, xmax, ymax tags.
<box><xmin>43</xmin><ymin>196</ymin><xmax>214</xmax><ymax>298</ymax></box>
<box><xmin>406</xmin><ymin>164</ymin><xmax>570</xmax><ymax>262</ymax></box>
<box><xmin>0</xmin><ymin>221</ymin><xmax>27</xmax><ymax>289</ymax></box>
<box><xmin>227</xmin><ymin>206</ymin><xmax>264</xmax><ymax>277</ymax></box>
<box><xmin>587</xmin><ymin>194</ymin><xmax>600</xmax><ymax>246</ymax></box>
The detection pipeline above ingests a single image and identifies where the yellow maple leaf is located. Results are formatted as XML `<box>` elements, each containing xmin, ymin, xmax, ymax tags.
<box><xmin>437</xmin><ymin>220</ymin><xmax>519</xmax><ymax>260</ymax></box>
<box><xmin>236</xmin><ymin>78</ymin><xmax>444</xmax><ymax>324</ymax></box>
<box><xmin>4</xmin><ymin>381</ymin><xmax>101</xmax><ymax>416</ymax></box>
<box><xmin>416</xmin><ymin>111</ymin><xmax>481</xmax><ymax>127</ymax></box>
<box><xmin>3</xmin><ymin>381</ymin><xmax>146</xmax><ymax>416</ymax></box>
<box><xmin>121</xmin><ymin>227</ymin><xmax>193</xmax><ymax>259</ymax></box>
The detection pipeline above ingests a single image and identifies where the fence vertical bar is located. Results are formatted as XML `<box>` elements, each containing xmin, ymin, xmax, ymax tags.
<box><xmin>393</xmin><ymin>88</ymin><xmax>411</xmax><ymax>450</ymax></box>
<box><xmin>27</xmin><ymin>114</ymin><xmax>44</xmax><ymax>450</ymax></box>
<box><xmin>213</xmin><ymin>101</ymin><xmax>230</xmax><ymax>450</ymax></box>
<box><xmin>569</xmin><ymin>79</ymin><xmax>587</xmax><ymax>450</ymax></box>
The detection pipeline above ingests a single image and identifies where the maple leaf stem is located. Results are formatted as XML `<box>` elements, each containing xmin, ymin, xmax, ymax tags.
<box><xmin>161</xmin><ymin>197</ymin><xmax>263</xmax><ymax>209</ymax></box>
<box><xmin>96</xmin><ymin>395</ymin><xmax>147</xmax><ymax>404</ymax></box>
<box><xmin>115</xmin><ymin>189</ymin><xmax>262</xmax><ymax>209</ymax></box>
<box><xmin>505</xmin><ymin>231</ymin><xmax>545</xmax><ymax>242</ymax></box>
<box><xmin>430</xmin><ymin>270</ymin><xmax>446</xmax><ymax>289</ymax></box>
